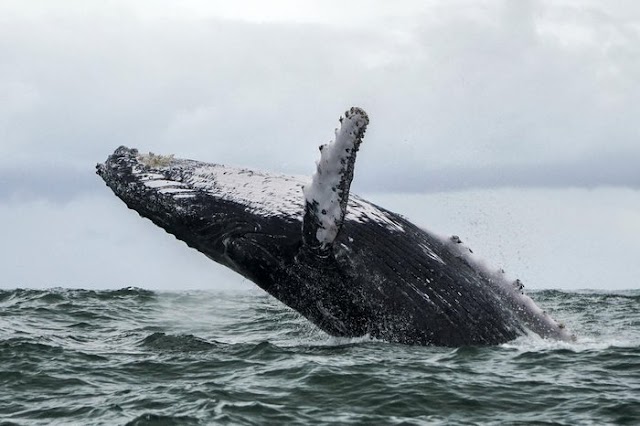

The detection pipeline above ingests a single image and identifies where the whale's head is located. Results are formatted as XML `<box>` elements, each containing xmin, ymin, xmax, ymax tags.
<box><xmin>96</xmin><ymin>146</ymin><xmax>305</xmax><ymax>283</ymax></box>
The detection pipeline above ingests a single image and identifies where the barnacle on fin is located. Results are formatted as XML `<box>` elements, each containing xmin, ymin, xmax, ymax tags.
<box><xmin>301</xmin><ymin>107</ymin><xmax>369</xmax><ymax>253</ymax></box>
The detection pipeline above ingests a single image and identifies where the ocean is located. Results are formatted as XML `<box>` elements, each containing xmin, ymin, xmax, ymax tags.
<box><xmin>1</xmin><ymin>288</ymin><xmax>638</xmax><ymax>425</ymax></box>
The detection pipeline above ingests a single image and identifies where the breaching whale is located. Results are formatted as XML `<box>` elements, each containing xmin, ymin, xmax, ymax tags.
<box><xmin>96</xmin><ymin>107</ymin><xmax>572</xmax><ymax>346</ymax></box>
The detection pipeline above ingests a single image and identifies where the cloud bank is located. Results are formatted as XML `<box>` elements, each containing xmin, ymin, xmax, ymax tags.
<box><xmin>1</xmin><ymin>0</ymin><xmax>639</xmax><ymax>201</ymax></box>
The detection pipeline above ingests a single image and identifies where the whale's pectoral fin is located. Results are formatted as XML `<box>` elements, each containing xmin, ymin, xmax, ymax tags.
<box><xmin>301</xmin><ymin>107</ymin><xmax>369</xmax><ymax>255</ymax></box>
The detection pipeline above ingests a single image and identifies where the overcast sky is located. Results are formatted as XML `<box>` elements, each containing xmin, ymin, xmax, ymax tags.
<box><xmin>1</xmin><ymin>1</ymin><xmax>639</xmax><ymax>290</ymax></box>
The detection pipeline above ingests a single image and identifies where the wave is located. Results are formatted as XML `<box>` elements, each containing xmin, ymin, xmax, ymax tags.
<box><xmin>1</xmin><ymin>287</ymin><xmax>636</xmax><ymax>298</ymax></box>
<box><xmin>124</xmin><ymin>413</ymin><xmax>201</xmax><ymax>426</ymax></box>
<box><xmin>0</xmin><ymin>287</ymin><xmax>157</xmax><ymax>303</ymax></box>
<box><xmin>2</xmin><ymin>285</ymin><xmax>639</xmax><ymax>426</ymax></box>
<box><xmin>139</xmin><ymin>332</ymin><xmax>218</xmax><ymax>352</ymax></box>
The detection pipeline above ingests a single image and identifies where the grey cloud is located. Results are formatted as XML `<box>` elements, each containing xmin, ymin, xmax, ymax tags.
<box><xmin>1</xmin><ymin>150</ymin><xmax>638</xmax><ymax>204</ymax></box>
<box><xmin>0</xmin><ymin>1</ymin><xmax>639</xmax><ymax>203</ymax></box>
<box><xmin>0</xmin><ymin>16</ymin><xmax>378</xmax><ymax>168</ymax></box>
<box><xmin>357</xmin><ymin>152</ymin><xmax>640</xmax><ymax>193</ymax></box>
<box><xmin>0</xmin><ymin>166</ymin><xmax>101</xmax><ymax>203</ymax></box>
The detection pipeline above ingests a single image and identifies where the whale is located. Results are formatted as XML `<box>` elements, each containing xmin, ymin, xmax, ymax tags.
<box><xmin>96</xmin><ymin>107</ymin><xmax>572</xmax><ymax>346</ymax></box>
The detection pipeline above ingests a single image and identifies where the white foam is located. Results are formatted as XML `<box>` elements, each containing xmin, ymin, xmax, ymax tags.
<box><xmin>501</xmin><ymin>332</ymin><xmax>637</xmax><ymax>352</ymax></box>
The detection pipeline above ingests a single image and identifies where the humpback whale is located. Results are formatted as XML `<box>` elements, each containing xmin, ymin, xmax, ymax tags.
<box><xmin>96</xmin><ymin>107</ymin><xmax>572</xmax><ymax>346</ymax></box>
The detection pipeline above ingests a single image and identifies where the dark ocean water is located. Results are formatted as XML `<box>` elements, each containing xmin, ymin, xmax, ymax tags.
<box><xmin>1</xmin><ymin>288</ymin><xmax>638</xmax><ymax>425</ymax></box>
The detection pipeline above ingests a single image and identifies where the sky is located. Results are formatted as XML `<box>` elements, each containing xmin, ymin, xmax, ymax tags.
<box><xmin>1</xmin><ymin>0</ymin><xmax>639</xmax><ymax>290</ymax></box>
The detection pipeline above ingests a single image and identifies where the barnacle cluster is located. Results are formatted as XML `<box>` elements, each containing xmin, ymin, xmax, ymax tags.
<box><xmin>138</xmin><ymin>152</ymin><xmax>175</xmax><ymax>168</ymax></box>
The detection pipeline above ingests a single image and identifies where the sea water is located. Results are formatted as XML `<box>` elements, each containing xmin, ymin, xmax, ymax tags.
<box><xmin>1</xmin><ymin>288</ymin><xmax>639</xmax><ymax>425</ymax></box>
